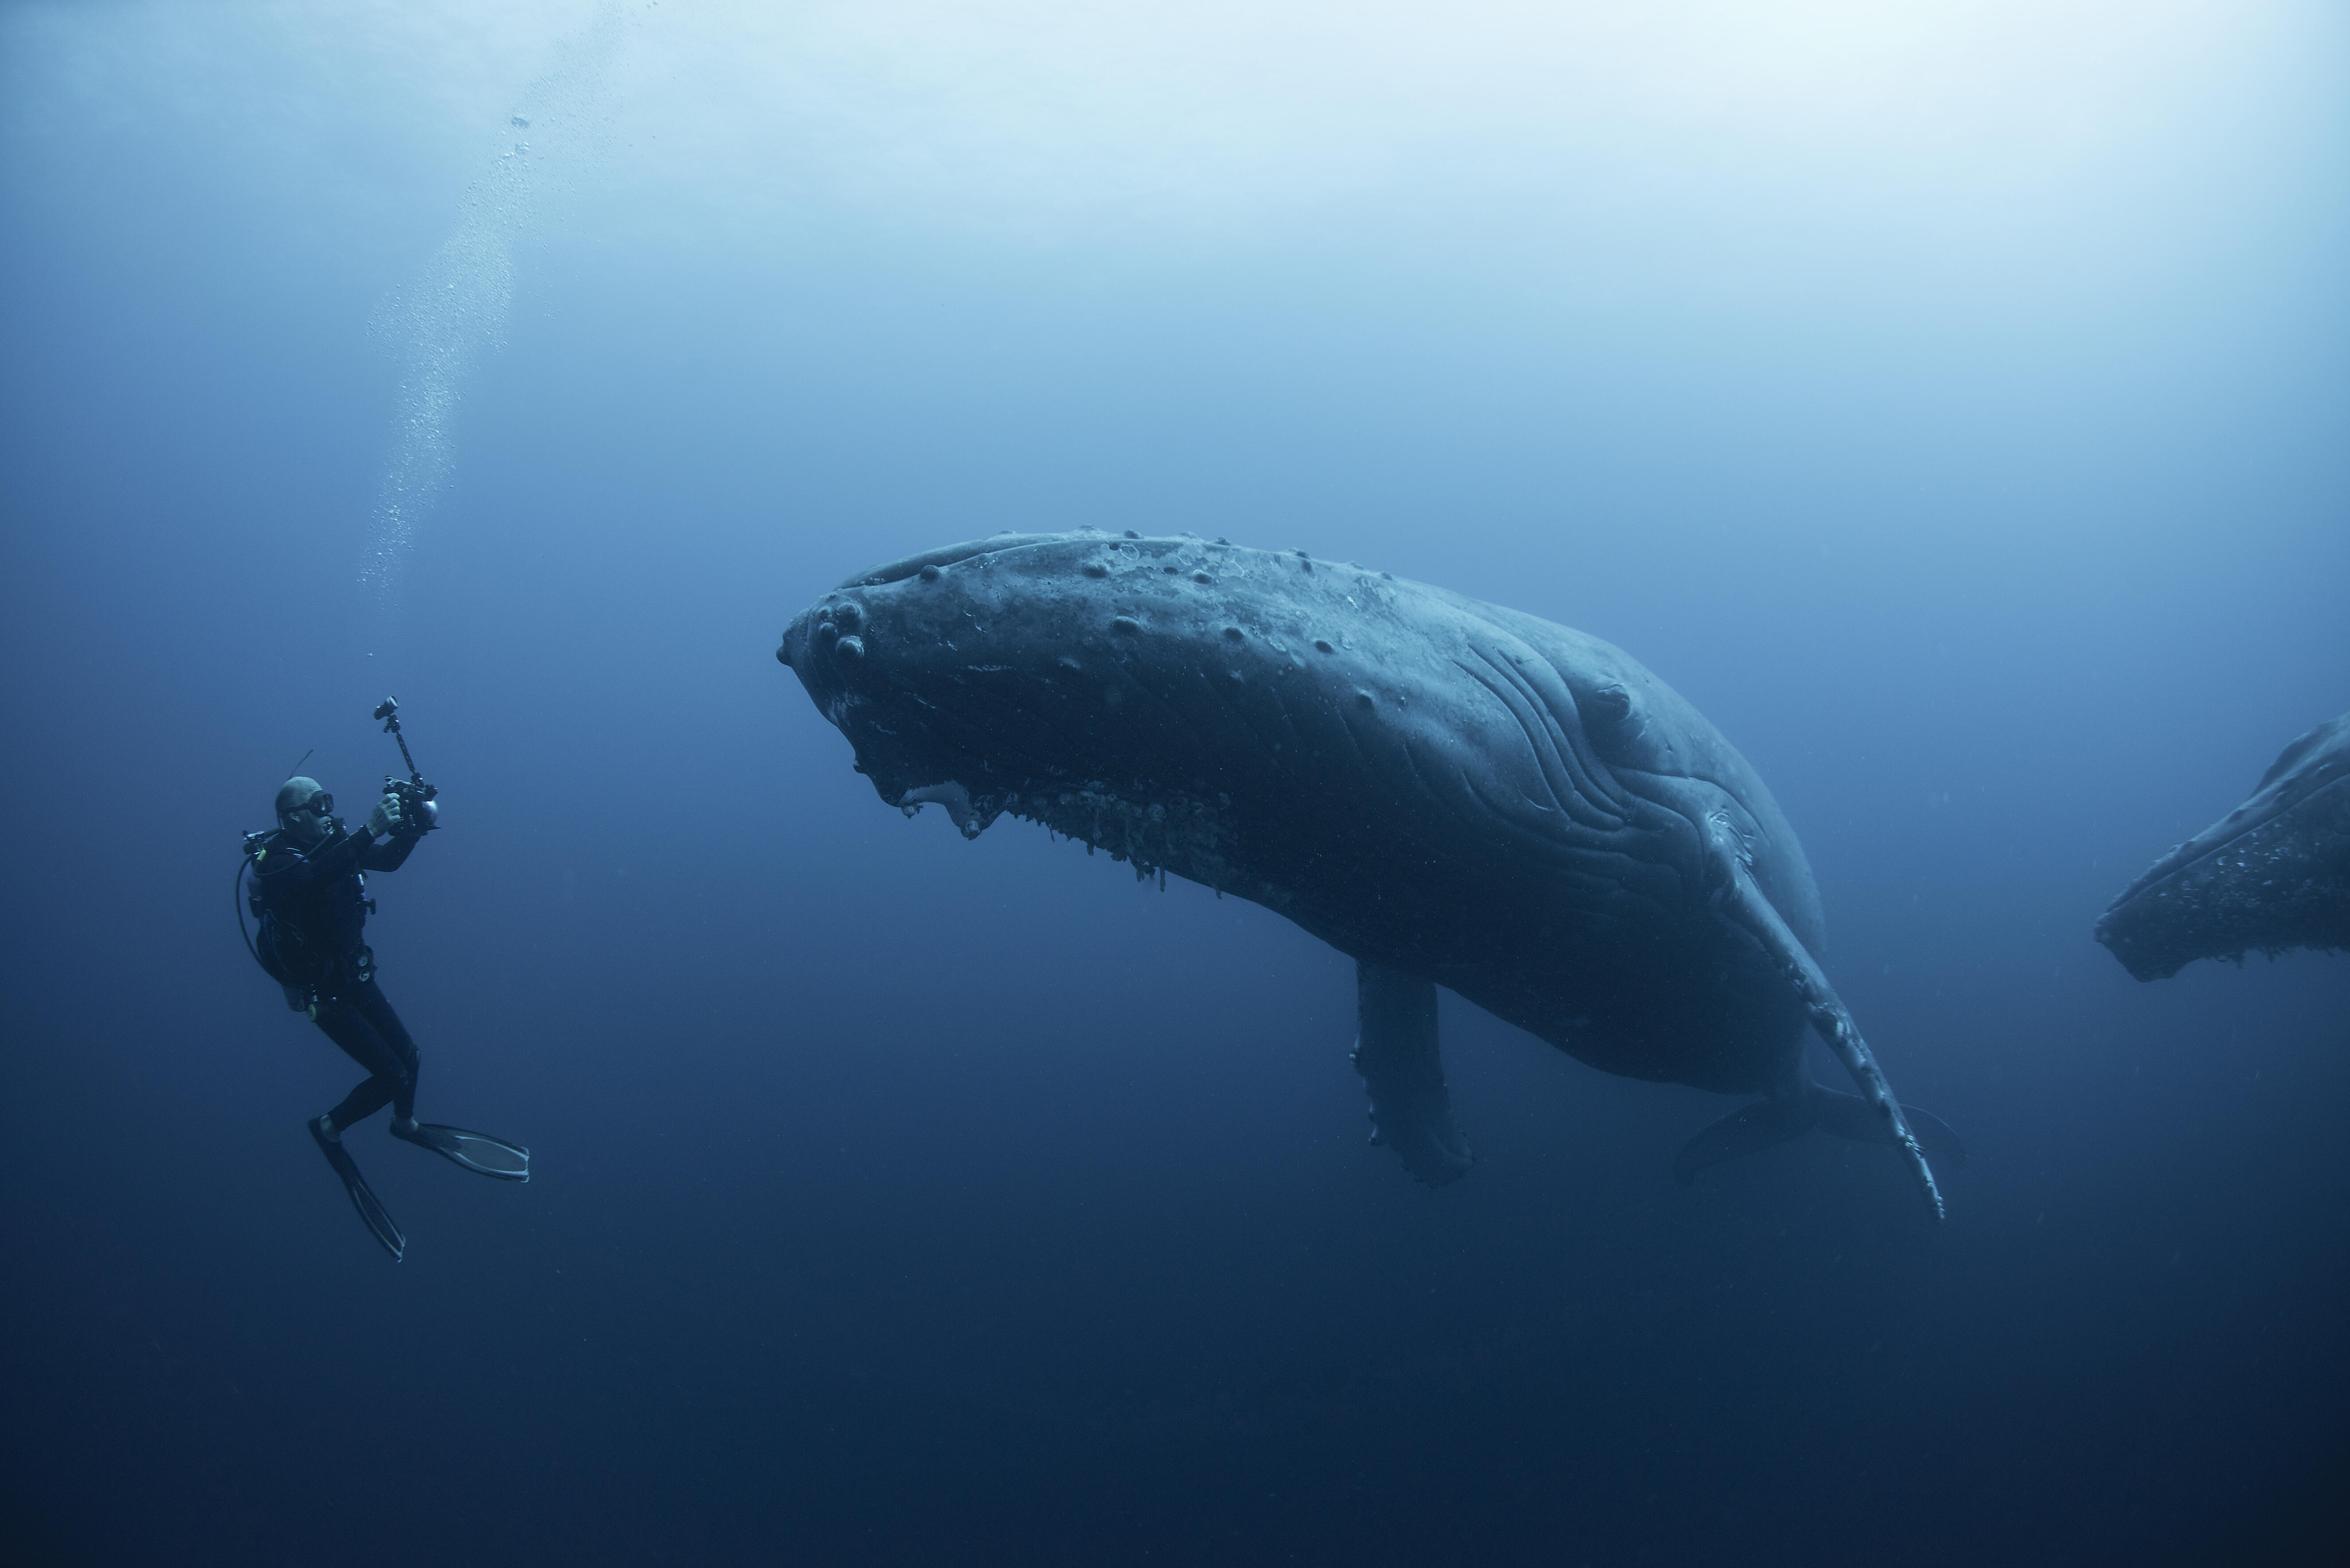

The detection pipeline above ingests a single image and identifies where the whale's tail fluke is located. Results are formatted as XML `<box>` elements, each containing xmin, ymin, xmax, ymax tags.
<box><xmin>1674</xmin><ymin>1084</ymin><xmax>1966</xmax><ymax>1186</ymax></box>
<box><xmin>1809</xmin><ymin>1088</ymin><xmax>1966</xmax><ymax>1165</ymax></box>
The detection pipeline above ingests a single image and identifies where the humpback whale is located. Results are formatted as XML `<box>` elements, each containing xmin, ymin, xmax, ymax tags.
<box><xmin>2096</xmin><ymin>712</ymin><xmax>2350</xmax><ymax>981</ymax></box>
<box><xmin>777</xmin><ymin>531</ymin><xmax>1962</xmax><ymax>1218</ymax></box>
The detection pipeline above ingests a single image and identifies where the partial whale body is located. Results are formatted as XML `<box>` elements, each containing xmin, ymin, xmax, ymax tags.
<box><xmin>778</xmin><ymin>530</ymin><xmax>1962</xmax><ymax>1219</ymax></box>
<box><xmin>2097</xmin><ymin>712</ymin><xmax>2350</xmax><ymax>981</ymax></box>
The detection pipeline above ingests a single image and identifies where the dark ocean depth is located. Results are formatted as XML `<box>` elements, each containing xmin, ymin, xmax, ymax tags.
<box><xmin>3</xmin><ymin>4</ymin><xmax>2346</xmax><ymax>1564</ymax></box>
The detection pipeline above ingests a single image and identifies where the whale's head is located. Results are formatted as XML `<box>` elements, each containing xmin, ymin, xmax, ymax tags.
<box><xmin>779</xmin><ymin>529</ymin><xmax>1364</xmax><ymax>878</ymax></box>
<box><xmin>2094</xmin><ymin>713</ymin><xmax>2350</xmax><ymax>979</ymax></box>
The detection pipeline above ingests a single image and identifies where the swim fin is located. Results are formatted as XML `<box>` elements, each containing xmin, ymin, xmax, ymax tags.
<box><xmin>310</xmin><ymin>1116</ymin><xmax>405</xmax><ymax>1262</ymax></box>
<box><xmin>390</xmin><ymin>1120</ymin><xmax>530</xmax><ymax>1182</ymax></box>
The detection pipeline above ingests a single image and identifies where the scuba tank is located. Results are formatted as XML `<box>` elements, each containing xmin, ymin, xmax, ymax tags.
<box><xmin>237</xmin><ymin>831</ymin><xmax>375</xmax><ymax>1014</ymax></box>
<box><xmin>237</xmin><ymin>832</ymin><xmax>307</xmax><ymax>1010</ymax></box>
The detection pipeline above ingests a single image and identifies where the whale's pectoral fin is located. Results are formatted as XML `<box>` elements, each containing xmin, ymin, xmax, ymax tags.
<box><xmin>1699</xmin><ymin>811</ymin><xmax>1949</xmax><ymax>1221</ymax></box>
<box><xmin>1351</xmin><ymin>961</ymin><xmax>1473</xmax><ymax>1186</ymax></box>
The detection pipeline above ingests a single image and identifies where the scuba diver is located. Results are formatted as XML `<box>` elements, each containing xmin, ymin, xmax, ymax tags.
<box><xmin>239</xmin><ymin>714</ymin><xmax>528</xmax><ymax>1261</ymax></box>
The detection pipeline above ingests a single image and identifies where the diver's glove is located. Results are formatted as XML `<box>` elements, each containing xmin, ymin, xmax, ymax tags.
<box><xmin>365</xmin><ymin>793</ymin><xmax>403</xmax><ymax>837</ymax></box>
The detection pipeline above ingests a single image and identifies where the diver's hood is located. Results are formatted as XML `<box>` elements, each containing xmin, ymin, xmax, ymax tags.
<box><xmin>275</xmin><ymin>775</ymin><xmax>326</xmax><ymax>819</ymax></box>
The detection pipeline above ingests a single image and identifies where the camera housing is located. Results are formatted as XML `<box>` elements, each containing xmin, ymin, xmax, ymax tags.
<box><xmin>382</xmin><ymin>774</ymin><xmax>439</xmax><ymax>830</ymax></box>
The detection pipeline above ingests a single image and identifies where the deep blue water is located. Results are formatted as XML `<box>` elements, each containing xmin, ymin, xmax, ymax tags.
<box><xmin>4</xmin><ymin>4</ymin><xmax>2346</xmax><ymax>1564</ymax></box>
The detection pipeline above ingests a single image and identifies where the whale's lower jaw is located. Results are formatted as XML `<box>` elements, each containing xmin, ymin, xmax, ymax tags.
<box><xmin>1007</xmin><ymin>783</ymin><xmax>1269</xmax><ymax>900</ymax></box>
<box><xmin>895</xmin><ymin>772</ymin><xmax>1272</xmax><ymax>902</ymax></box>
<box><xmin>2095</xmin><ymin>778</ymin><xmax>2350</xmax><ymax>980</ymax></box>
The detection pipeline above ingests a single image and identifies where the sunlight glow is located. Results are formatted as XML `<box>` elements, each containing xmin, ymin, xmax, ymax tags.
<box><xmin>621</xmin><ymin>0</ymin><xmax>2261</xmax><ymax>235</ymax></box>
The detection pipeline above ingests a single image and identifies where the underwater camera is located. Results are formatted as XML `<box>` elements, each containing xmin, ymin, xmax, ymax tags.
<box><xmin>373</xmin><ymin>696</ymin><xmax>439</xmax><ymax>828</ymax></box>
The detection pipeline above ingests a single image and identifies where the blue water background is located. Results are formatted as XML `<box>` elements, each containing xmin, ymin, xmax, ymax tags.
<box><xmin>3</xmin><ymin>4</ymin><xmax>2346</xmax><ymax>1563</ymax></box>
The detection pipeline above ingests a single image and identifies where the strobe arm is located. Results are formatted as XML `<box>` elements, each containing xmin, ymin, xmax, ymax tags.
<box><xmin>372</xmin><ymin>697</ymin><xmax>439</xmax><ymax>827</ymax></box>
<box><xmin>372</xmin><ymin>696</ymin><xmax>423</xmax><ymax>783</ymax></box>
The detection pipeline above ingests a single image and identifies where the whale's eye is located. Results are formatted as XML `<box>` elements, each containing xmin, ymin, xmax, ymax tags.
<box><xmin>1193</xmin><ymin>571</ymin><xmax>1212</xmax><ymax>584</ymax></box>
<box><xmin>1590</xmin><ymin>684</ymin><xmax>1633</xmax><ymax>723</ymax></box>
<box><xmin>1314</xmin><ymin>639</ymin><xmax>1335</xmax><ymax>653</ymax></box>
<box><xmin>1081</xmin><ymin>563</ymin><xmax>1108</xmax><ymax>579</ymax></box>
<box><xmin>1222</xmin><ymin>626</ymin><xmax>1245</xmax><ymax>642</ymax></box>
<box><xmin>919</xmin><ymin>563</ymin><xmax>942</xmax><ymax>583</ymax></box>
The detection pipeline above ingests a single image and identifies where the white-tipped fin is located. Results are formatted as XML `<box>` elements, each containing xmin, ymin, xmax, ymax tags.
<box><xmin>1697</xmin><ymin>811</ymin><xmax>1949</xmax><ymax>1221</ymax></box>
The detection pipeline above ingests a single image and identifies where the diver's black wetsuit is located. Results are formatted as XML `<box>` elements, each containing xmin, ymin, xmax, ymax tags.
<box><xmin>248</xmin><ymin>819</ymin><xmax>428</xmax><ymax>1133</ymax></box>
